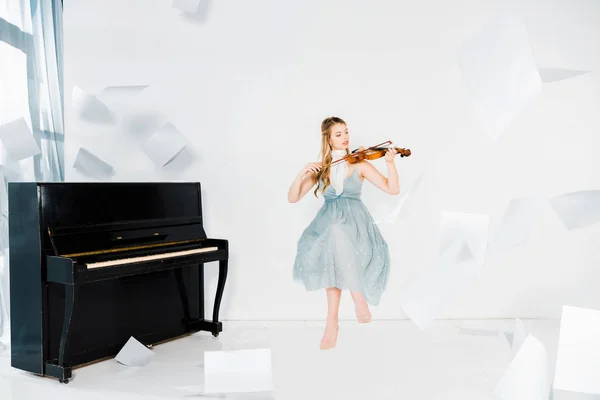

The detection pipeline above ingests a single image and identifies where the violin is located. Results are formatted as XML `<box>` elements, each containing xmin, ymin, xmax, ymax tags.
<box><xmin>331</xmin><ymin>141</ymin><xmax>411</xmax><ymax>165</ymax></box>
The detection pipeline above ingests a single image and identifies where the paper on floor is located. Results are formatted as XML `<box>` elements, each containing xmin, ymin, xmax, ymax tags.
<box><xmin>494</xmin><ymin>334</ymin><xmax>550</xmax><ymax>400</ymax></box>
<box><xmin>115</xmin><ymin>337</ymin><xmax>155</xmax><ymax>367</ymax></box>
<box><xmin>553</xmin><ymin>305</ymin><xmax>600</xmax><ymax>397</ymax></box>
<box><xmin>550</xmin><ymin>191</ymin><xmax>600</xmax><ymax>230</ymax></box>
<box><xmin>204</xmin><ymin>348</ymin><xmax>273</xmax><ymax>393</ymax></box>
<box><xmin>458</xmin><ymin>15</ymin><xmax>542</xmax><ymax>140</ymax></box>
<box><xmin>488</xmin><ymin>197</ymin><xmax>545</xmax><ymax>253</ymax></box>
<box><xmin>0</xmin><ymin>118</ymin><xmax>41</xmax><ymax>162</ymax></box>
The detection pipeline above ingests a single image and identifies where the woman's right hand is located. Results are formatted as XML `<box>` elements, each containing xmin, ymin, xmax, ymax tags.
<box><xmin>298</xmin><ymin>162</ymin><xmax>322</xmax><ymax>178</ymax></box>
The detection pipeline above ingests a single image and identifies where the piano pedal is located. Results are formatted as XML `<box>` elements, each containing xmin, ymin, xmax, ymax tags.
<box><xmin>212</xmin><ymin>332</ymin><xmax>219</xmax><ymax>338</ymax></box>
<box><xmin>59</xmin><ymin>378</ymin><xmax>69</xmax><ymax>384</ymax></box>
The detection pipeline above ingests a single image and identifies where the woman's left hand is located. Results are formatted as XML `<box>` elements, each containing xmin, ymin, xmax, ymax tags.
<box><xmin>384</xmin><ymin>147</ymin><xmax>397</xmax><ymax>163</ymax></box>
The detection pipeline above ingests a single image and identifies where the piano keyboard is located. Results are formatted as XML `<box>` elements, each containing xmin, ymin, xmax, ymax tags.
<box><xmin>85</xmin><ymin>247</ymin><xmax>219</xmax><ymax>269</ymax></box>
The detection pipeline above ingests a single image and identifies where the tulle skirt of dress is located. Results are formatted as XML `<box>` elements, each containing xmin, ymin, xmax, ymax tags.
<box><xmin>293</xmin><ymin>197</ymin><xmax>390</xmax><ymax>305</ymax></box>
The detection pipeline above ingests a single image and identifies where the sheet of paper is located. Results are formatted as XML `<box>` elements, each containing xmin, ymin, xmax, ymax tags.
<box><xmin>553</xmin><ymin>305</ymin><xmax>600</xmax><ymax>396</ymax></box>
<box><xmin>458</xmin><ymin>15</ymin><xmax>542</xmax><ymax>140</ymax></box>
<box><xmin>204</xmin><ymin>348</ymin><xmax>273</xmax><ymax>394</ymax></box>
<box><xmin>0</xmin><ymin>118</ymin><xmax>41</xmax><ymax>162</ymax></box>
<box><xmin>115</xmin><ymin>337</ymin><xmax>155</xmax><ymax>367</ymax></box>
<box><xmin>439</xmin><ymin>210</ymin><xmax>490</xmax><ymax>266</ymax></box>
<box><xmin>374</xmin><ymin>172</ymin><xmax>423</xmax><ymax>225</ymax></box>
<box><xmin>538</xmin><ymin>68</ymin><xmax>590</xmax><ymax>83</ymax></box>
<box><xmin>173</xmin><ymin>0</ymin><xmax>201</xmax><ymax>13</ymax></box>
<box><xmin>494</xmin><ymin>334</ymin><xmax>550</xmax><ymax>400</ymax></box>
<box><xmin>72</xmin><ymin>147</ymin><xmax>115</xmax><ymax>179</ymax></box>
<box><xmin>72</xmin><ymin>86</ymin><xmax>116</xmax><ymax>124</ymax></box>
<box><xmin>488</xmin><ymin>197</ymin><xmax>545</xmax><ymax>253</ymax></box>
<box><xmin>401</xmin><ymin>240</ymin><xmax>480</xmax><ymax>330</ymax></box>
<box><xmin>96</xmin><ymin>85</ymin><xmax>149</xmax><ymax>114</ymax></box>
<box><xmin>140</xmin><ymin>122</ymin><xmax>188</xmax><ymax>167</ymax></box>
<box><xmin>550</xmin><ymin>191</ymin><xmax>600</xmax><ymax>230</ymax></box>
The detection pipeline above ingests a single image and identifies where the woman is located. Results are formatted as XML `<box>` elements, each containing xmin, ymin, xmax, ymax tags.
<box><xmin>287</xmin><ymin>116</ymin><xmax>400</xmax><ymax>350</ymax></box>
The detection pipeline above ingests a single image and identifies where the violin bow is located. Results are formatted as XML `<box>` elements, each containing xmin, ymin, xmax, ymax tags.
<box><xmin>330</xmin><ymin>140</ymin><xmax>393</xmax><ymax>165</ymax></box>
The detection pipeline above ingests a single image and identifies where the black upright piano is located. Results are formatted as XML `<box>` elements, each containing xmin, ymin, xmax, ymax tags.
<box><xmin>8</xmin><ymin>182</ymin><xmax>228</xmax><ymax>383</ymax></box>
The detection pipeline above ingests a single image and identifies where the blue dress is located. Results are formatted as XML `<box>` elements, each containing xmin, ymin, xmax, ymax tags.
<box><xmin>293</xmin><ymin>168</ymin><xmax>391</xmax><ymax>305</ymax></box>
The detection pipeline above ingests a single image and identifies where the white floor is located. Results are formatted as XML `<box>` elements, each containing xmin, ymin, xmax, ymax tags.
<box><xmin>0</xmin><ymin>319</ymin><xmax>563</xmax><ymax>400</ymax></box>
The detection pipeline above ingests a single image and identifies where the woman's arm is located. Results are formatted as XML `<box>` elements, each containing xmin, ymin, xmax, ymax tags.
<box><xmin>288</xmin><ymin>162</ymin><xmax>321</xmax><ymax>203</ymax></box>
<box><xmin>359</xmin><ymin>149</ymin><xmax>400</xmax><ymax>195</ymax></box>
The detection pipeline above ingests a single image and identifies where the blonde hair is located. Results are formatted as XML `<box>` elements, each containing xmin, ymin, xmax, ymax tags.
<box><xmin>314</xmin><ymin>116</ymin><xmax>349</xmax><ymax>197</ymax></box>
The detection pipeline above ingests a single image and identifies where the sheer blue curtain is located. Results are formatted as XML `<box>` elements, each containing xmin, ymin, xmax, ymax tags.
<box><xmin>0</xmin><ymin>0</ymin><xmax>64</xmax><ymax>346</ymax></box>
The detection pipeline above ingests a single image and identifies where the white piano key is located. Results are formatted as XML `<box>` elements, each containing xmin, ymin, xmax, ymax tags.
<box><xmin>550</xmin><ymin>191</ymin><xmax>600</xmax><ymax>230</ymax></box>
<box><xmin>85</xmin><ymin>246</ymin><xmax>218</xmax><ymax>269</ymax></box>
<box><xmin>458</xmin><ymin>15</ymin><xmax>542</xmax><ymax>140</ymax></box>
<box><xmin>115</xmin><ymin>337</ymin><xmax>155</xmax><ymax>367</ymax></box>
<box><xmin>204</xmin><ymin>348</ymin><xmax>273</xmax><ymax>394</ymax></box>
<box><xmin>173</xmin><ymin>0</ymin><xmax>202</xmax><ymax>13</ymax></box>
<box><xmin>0</xmin><ymin>118</ymin><xmax>41</xmax><ymax>162</ymax></box>
<box><xmin>494</xmin><ymin>334</ymin><xmax>551</xmax><ymax>400</ymax></box>
<box><xmin>140</xmin><ymin>122</ymin><xmax>188</xmax><ymax>167</ymax></box>
<box><xmin>374</xmin><ymin>172</ymin><xmax>423</xmax><ymax>225</ymax></box>
<box><xmin>401</xmin><ymin>240</ymin><xmax>481</xmax><ymax>330</ymax></box>
<box><xmin>488</xmin><ymin>197</ymin><xmax>546</xmax><ymax>253</ymax></box>
<box><xmin>538</xmin><ymin>68</ymin><xmax>590</xmax><ymax>84</ymax></box>
<box><xmin>72</xmin><ymin>147</ymin><xmax>115</xmax><ymax>179</ymax></box>
<box><xmin>439</xmin><ymin>210</ymin><xmax>490</xmax><ymax>266</ymax></box>
<box><xmin>71</xmin><ymin>86</ymin><xmax>116</xmax><ymax>124</ymax></box>
<box><xmin>553</xmin><ymin>305</ymin><xmax>600</xmax><ymax>397</ymax></box>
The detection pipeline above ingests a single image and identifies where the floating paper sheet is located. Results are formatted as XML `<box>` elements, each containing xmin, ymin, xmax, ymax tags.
<box><xmin>140</xmin><ymin>122</ymin><xmax>187</xmax><ymax>167</ymax></box>
<box><xmin>488</xmin><ymin>197</ymin><xmax>545</xmax><ymax>253</ymax></box>
<box><xmin>439</xmin><ymin>211</ymin><xmax>490</xmax><ymax>266</ymax></box>
<box><xmin>72</xmin><ymin>86</ymin><xmax>116</xmax><ymax>124</ymax></box>
<box><xmin>115</xmin><ymin>337</ymin><xmax>155</xmax><ymax>367</ymax></box>
<box><xmin>550</xmin><ymin>191</ymin><xmax>600</xmax><ymax>230</ymax></box>
<box><xmin>204</xmin><ymin>348</ymin><xmax>273</xmax><ymax>394</ymax></box>
<box><xmin>503</xmin><ymin>318</ymin><xmax>528</xmax><ymax>357</ymax></box>
<box><xmin>538</xmin><ymin>68</ymin><xmax>590</xmax><ymax>84</ymax></box>
<box><xmin>553</xmin><ymin>305</ymin><xmax>600</xmax><ymax>397</ymax></box>
<box><xmin>73</xmin><ymin>147</ymin><xmax>115</xmax><ymax>179</ymax></box>
<box><xmin>494</xmin><ymin>334</ymin><xmax>550</xmax><ymax>400</ymax></box>
<box><xmin>173</xmin><ymin>0</ymin><xmax>202</xmax><ymax>13</ymax></box>
<box><xmin>401</xmin><ymin>211</ymin><xmax>489</xmax><ymax>329</ymax></box>
<box><xmin>95</xmin><ymin>85</ymin><xmax>149</xmax><ymax>114</ymax></box>
<box><xmin>458</xmin><ymin>16</ymin><xmax>543</xmax><ymax>140</ymax></box>
<box><xmin>374</xmin><ymin>172</ymin><xmax>423</xmax><ymax>225</ymax></box>
<box><xmin>401</xmin><ymin>240</ymin><xmax>480</xmax><ymax>330</ymax></box>
<box><xmin>0</xmin><ymin>118</ymin><xmax>41</xmax><ymax>161</ymax></box>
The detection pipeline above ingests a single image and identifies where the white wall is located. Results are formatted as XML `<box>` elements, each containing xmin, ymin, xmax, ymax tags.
<box><xmin>64</xmin><ymin>0</ymin><xmax>600</xmax><ymax>321</ymax></box>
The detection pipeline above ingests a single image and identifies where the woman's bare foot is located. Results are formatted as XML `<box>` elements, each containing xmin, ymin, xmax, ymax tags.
<box><xmin>320</xmin><ymin>319</ymin><xmax>339</xmax><ymax>350</ymax></box>
<box><xmin>356</xmin><ymin>304</ymin><xmax>372</xmax><ymax>323</ymax></box>
<box><xmin>351</xmin><ymin>291</ymin><xmax>372</xmax><ymax>323</ymax></box>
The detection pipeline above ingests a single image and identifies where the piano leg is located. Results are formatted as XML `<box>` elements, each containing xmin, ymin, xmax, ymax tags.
<box><xmin>46</xmin><ymin>284</ymin><xmax>78</xmax><ymax>383</ymax></box>
<box><xmin>211</xmin><ymin>259</ymin><xmax>228</xmax><ymax>337</ymax></box>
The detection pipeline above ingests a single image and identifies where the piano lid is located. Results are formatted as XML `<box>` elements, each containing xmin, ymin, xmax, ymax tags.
<box><xmin>48</xmin><ymin>217</ymin><xmax>207</xmax><ymax>257</ymax></box>
<box><xmin>37</xmin><ymin>182</ymin><xmax>208</xmax><ymax>257</ymax></box>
